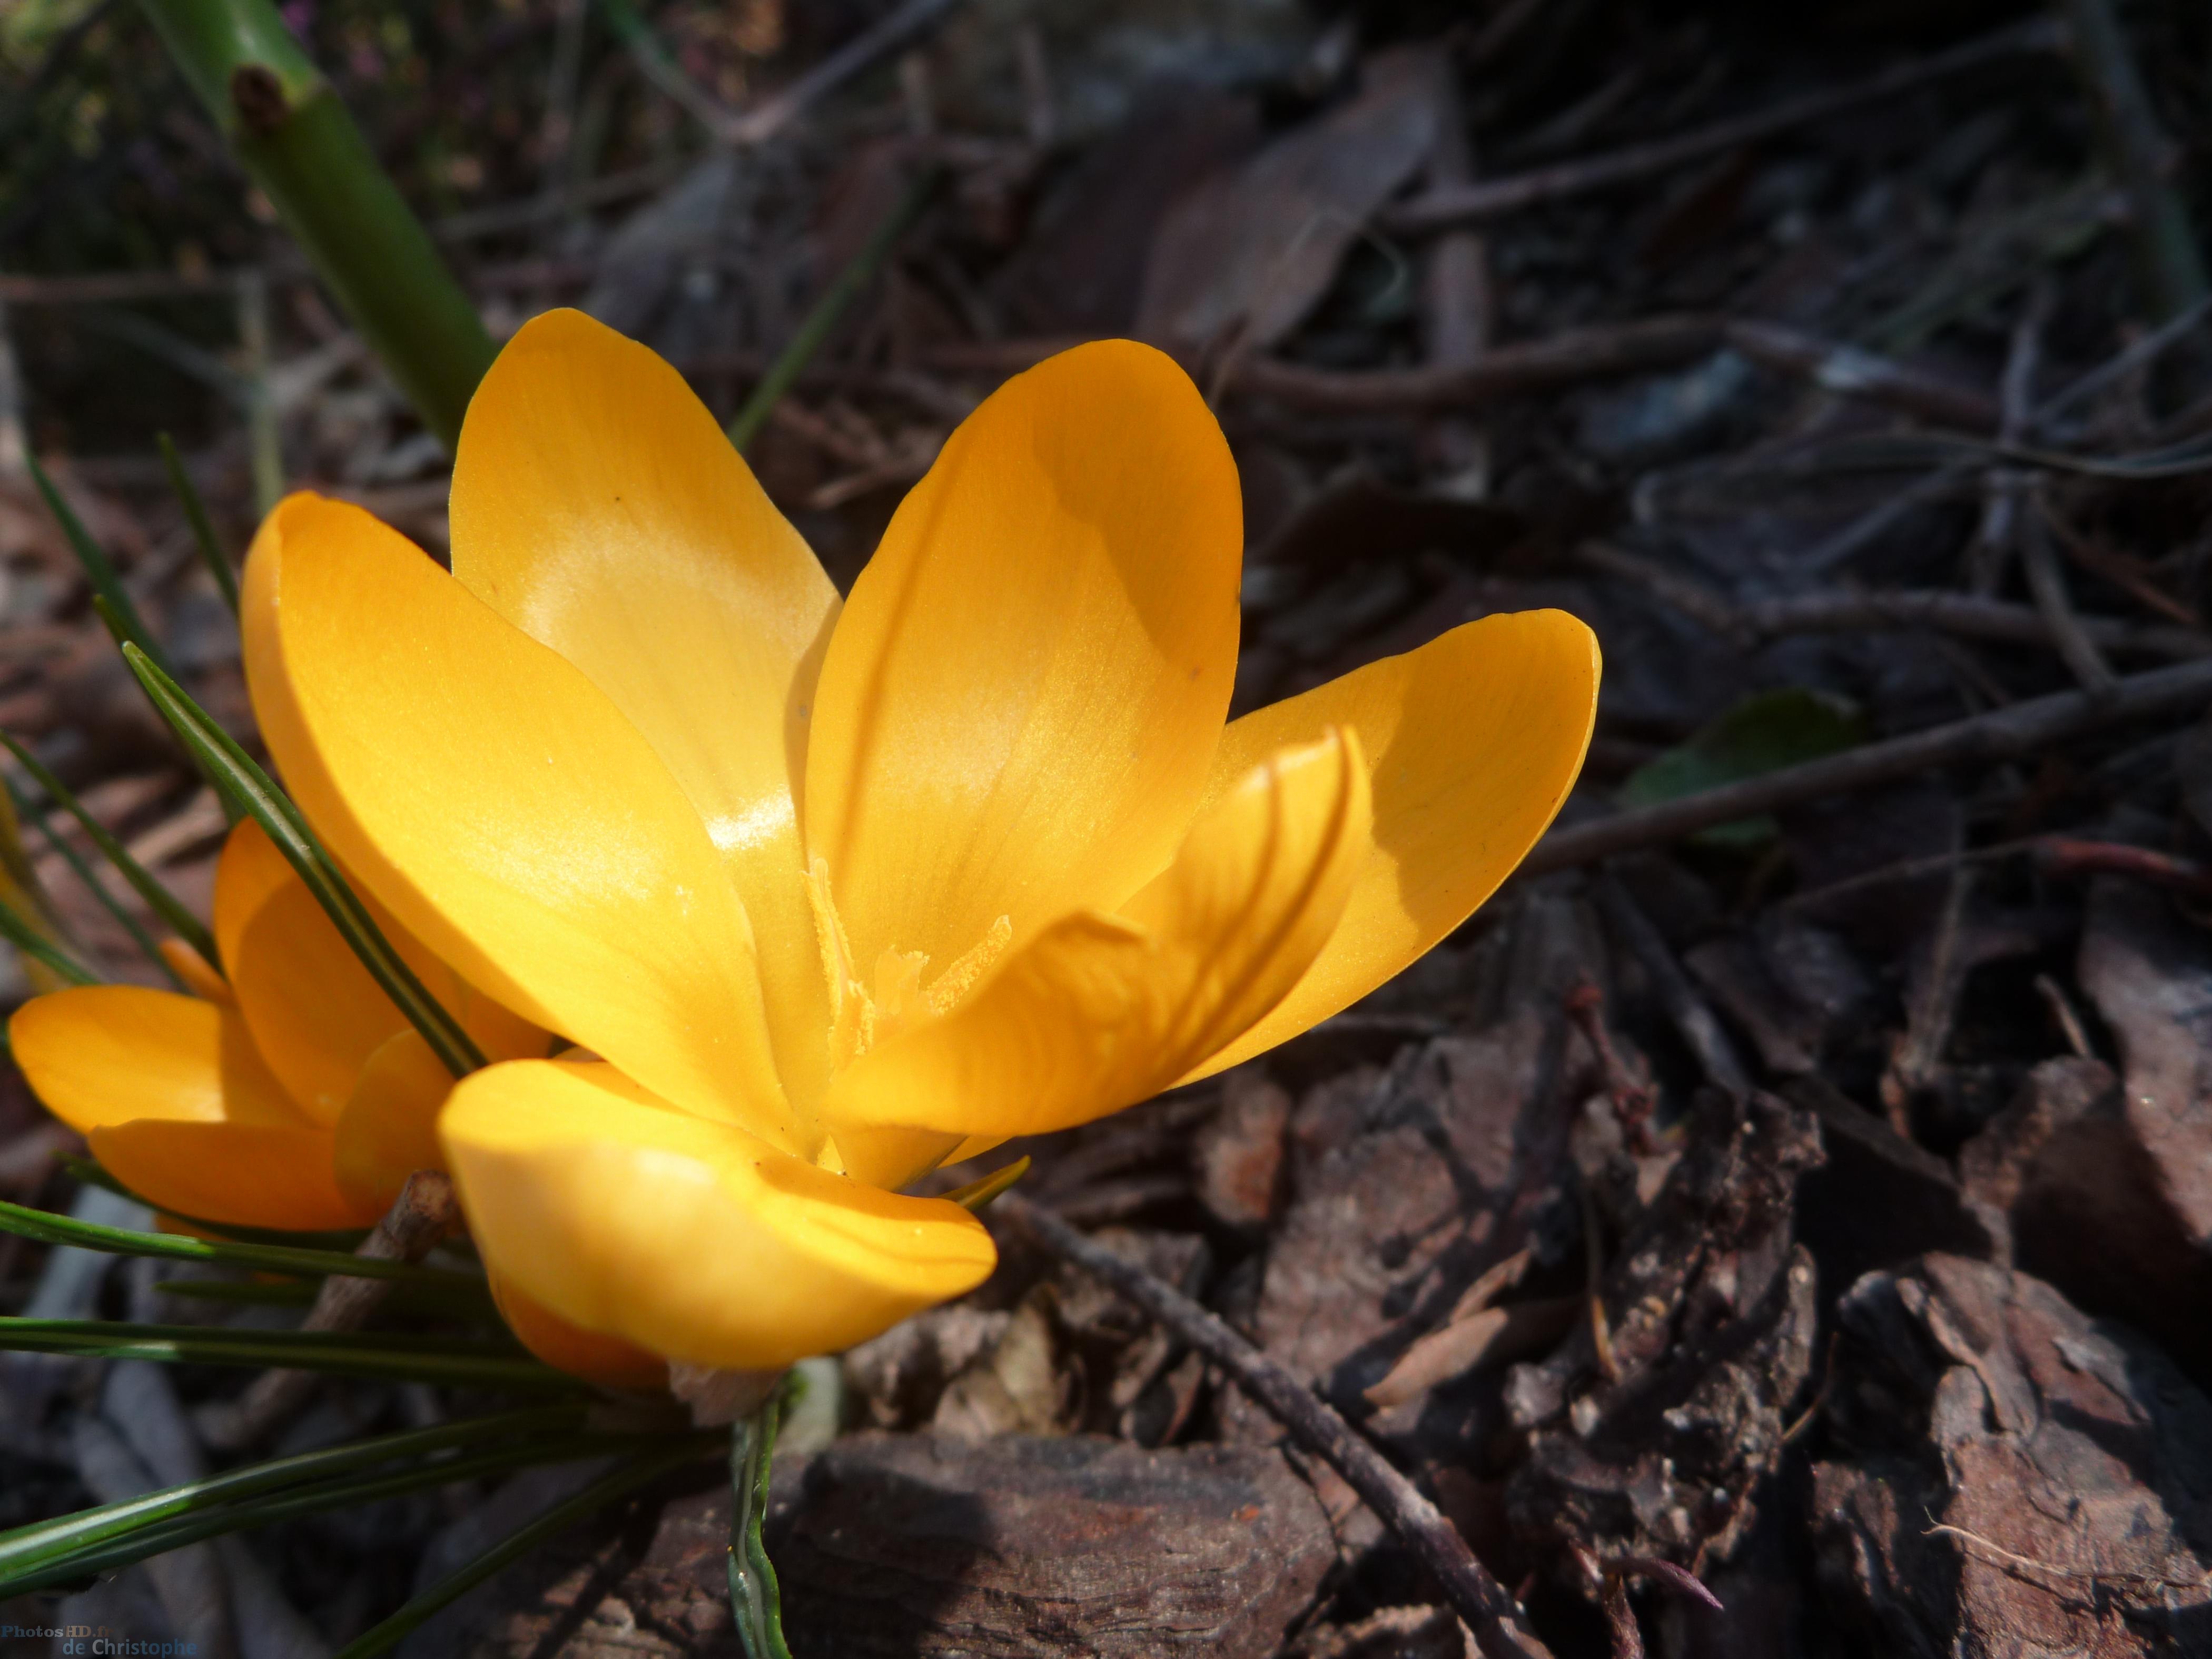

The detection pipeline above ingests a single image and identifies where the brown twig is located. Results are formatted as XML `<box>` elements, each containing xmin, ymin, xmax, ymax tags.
<box><xmin>999</xmin><ymin>1193</ymin><xmax>1556</xmax><ymax>1659</ymax></box>
<box><xmin>2033</xmin><ymin>836</ymin><xmax>2212</xmax><ymax>898</ymax></box>
<box><xmin>2019</xmin><ymin>499</ymin><xmax>2118</xmax><ymax>697</ymax></box>
<box><xmin>1564</xmin><ymin>977</ymin><xmax>1656</xmax><ymax>1147</ymax></box>
<box><xmin>195</xmin><ymin>1171</ymin><xmax>459</xmax><ymax>1453</ymax></box>
<box><xmin>1969</xmin><ymin>281</ymin><xmax>2053</xmax><ymax>593</ymax></box>
<box><xmin>1382</xmin><ymin>18</ymin><xmax>2062</xmax><ymax>234</ymax></box>
<box><xmin>1726</xmin><ymin>319</ymin><xmax>2000</xmax><ymax>431</ymax></box>
<box><xmin>1591</xmin><ymin>874</ymin><xmax>1752</xmax><ymax>1094</ymax></box>
<box><xmin>1523</xmin><ymin>657</ymin><xmax>2212</xmax><ymax>875</ymax></box>
<box><xmin>1230</xmin><ymin>314</ymin><xmax>1723</xmax><ymax>412</ymax></box>
<box><xmin>1574</xmin><ymin>541</ymin><xmax>2212</xmax><ymax>661</ymax></box>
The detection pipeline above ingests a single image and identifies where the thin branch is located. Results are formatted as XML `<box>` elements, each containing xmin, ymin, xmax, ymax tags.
<box><xmin>2018</xmin><ymin>498</ymin><xmax>2118</xmax><ymax>696</ymax></box>
<box><xmin>1573</xmin><ymin>541</ymin><xmax>2211</xmax><ymax>660</ymax></box>
<box><xmin>196</xmin><ymin>1172</ymin><xmax>459</xmax><ymax>1453</ymax></box>
<box><xmin>1382</xmin><ymin>18</ymin><xmax>2062</xmax><ymax>233</ymax></box>
<box><xmin>998</xmin><ymin>1194</ymin><xmax>1555</xmax><ymax>1659</ymax></box>
<box><xmin>1726</xmin><ymin>319</ymin><xmax>1999</xmax><ymax>431</ymax></box>
<box><xmin>1523</xmin><ymin>657</ymin><xmax>2212</xmax><ymax>875</ymax></box>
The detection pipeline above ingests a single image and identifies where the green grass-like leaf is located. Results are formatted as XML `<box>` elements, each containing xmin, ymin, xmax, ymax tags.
<box><xmin>159</xmin><ymin>433</ymin><xmax>240</xmax><ymax>615</ymax></box>
<box><xmin>117</xmin><ymin>643</ymin><xmax>486</xmax><ymax>1078</ymax></box>
<box><xmin>2</xmin><ymin>731</ymin><xmax>222</xmax><ymax>971</ymax></box>
<box><xmin>5</xmin><ymin>774</ymin><xmax>182</xmax><ymax>986</ymax></box>
<box><xmin>0</xmin><ymin>1317</ymin><xmax>586</xmax><ymax>1392</ymax></box>
<box><xmin>0</xmin><ymin>1404</ymin><xmax>582</xmax><ymax>1574</ymax></box>
<box><xmin>0</xmin><ymin>1195</ymin><xmax>477</xmax><ymax>1288</ymax></box>
<box><xmin>336</xmin><ymin>1435</ymin><xmax>721</xmax><ymax>1658</ymax></box>
<box><xmin>26</xmin><ymin>455</ymin><xmax>179</xmax><ymax>683</ymax></box>
<box><xmin>1</xmin><ymin>1426</ymin><xmax>715</xmax><ymax>1596</ymax></box>
<box><xmin>0</xmin><ymin>892</ymin><xmax>97</xmax><ymax>986</ymax></box>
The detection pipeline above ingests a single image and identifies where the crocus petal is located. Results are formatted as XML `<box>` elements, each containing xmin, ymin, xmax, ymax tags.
<box><xmin>439</xmin><ymin>1059</ymin><xmax>997</xmax><ymax>1369</ymax></box>
<box><xmin>215</xmin><ymin>820</ymin><xmax>429</xmax><ymax>1126</ymax></box>
<box><xmin>332</xmin><ymin>1028</ymin><xmax>450</xmax><ymax>1217</ymax></box>
<box><xmin>825</xmin><ymin>729</ymin><xmax>1371</xmax><ymax>1144</ymax></box>
<box><xmin>1181</xmin><ymin>610</ymin><xmax>1598</xmax><ymax>1079</ymax></box>
<box><xmin>9</xmin><ymin>986</ymin><xmax>370</xmax><ymax>1229</ymax></box>
<box><xmin>92</xmin><ymin>1121</ymin><xmax>372</xmax><ymax>1231</ymax></box>
<box><xmin>488</xmin><ymin>1271</ymin><xmax>668</xmax><ymax>1392</ymax></box>
<box><xmin>451</xmin><ymin>310</ymin><xmax>838</xmax><ymax>1104</ymax></box>
<box><xmin>160</xmin><ymin>940</ymin><xmax>229</xmax><ymax>1003</ymax></box>
<box><xmin>242</xmin><ymin>493</ymin><xmax>807</xmax><ymax>1155</ymax></box>
<box><xmin>804</xmin><ymin>339</ymin><xmax>1241</xmax><ymax>973</ymax></box>
<box><xmin>11</xmin><ymin>985</ymin><xmax>305</xmax><ymax>1132</ymax></box>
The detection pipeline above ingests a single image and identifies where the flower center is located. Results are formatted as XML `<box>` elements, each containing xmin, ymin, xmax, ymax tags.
<box><xmin>805</xmin><ymin>857</ymin><xmax>1010</xmax><ymax>1073</ymax></box>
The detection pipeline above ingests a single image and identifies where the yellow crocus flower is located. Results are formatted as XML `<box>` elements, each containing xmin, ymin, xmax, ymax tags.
<box><xmin>10</xmin><ymin>819</ymin><xmax>541</xmax><ymax>1231</ymax></box>
<box><xmin>235</xmin><ymin>310</ymin><xmax>1597</xmax><ymax>1379</ymax></box>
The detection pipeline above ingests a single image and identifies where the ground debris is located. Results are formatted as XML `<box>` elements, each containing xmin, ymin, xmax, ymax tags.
<box><xmin>1809</xmin><ymin>1253</ymin><xmax>2212</xmax><ymax>1658</ymax></box>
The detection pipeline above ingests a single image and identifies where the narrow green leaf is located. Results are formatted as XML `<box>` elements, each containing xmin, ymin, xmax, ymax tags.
<box><xmin>5</xmin><ymin>776</ymin><xmax>182</xmax><ymax>986</ymax></box>
<box><xmin>727</xmin><ymin>1383</ymin><xmax>794</xmax><ymax>1659</ymax></box>
<box><xmin>117</xmin><ymin>644</ymin><xmax>486</xmax><ymax>1078</ymax></box>
<box><xmin>727</xmin><ymin>167</ymin><xmax>942</xmax><ymax>453</ymax></box>
<box><xmin>2</xmin><ymin>732</ymin><xmax>221</xmax><ymax>970</ymax></box>
<box><xmin>1</xmin><ymin>1428</ymin><xmax>717</xmax><ymax>1596</ymax></box>
<box><xmin>154</xmin><ymin>1276</ymin><xmax>500</xmax><ymax>1320</ymax></box>
<box><xmin>26</xmin><ymin>454</ymin><xmax>178</xmax><ymax>682</ymax></box>
<box><xmin>159</xmin><ymin>434</ymin><xmax>240</xmax><ymax>615</ymax></box>
<box><xmin>945</xmin><ymin>1155</ymin><xmax>1030</xmax><ymax>1212</ymax></box>
<box><xmin>0</xmin><ymin>893</ymin><xmax>97</xmax><ymax>986</ymax></box>
<box><xmin>0</xmin><ymin>1317</ymin><xmax>586</xmax><ymax>1393</ymax></box>
<box><xmin>336</xmin><ymin>1436</ymin><xmax>719</xmax><ymax>1659</ymax></box>
<box><xmin>0</xmin><ymin>1195</ymin><xmax>479</xmax><ymax>1288</ymax></box>
<box><xmin>0</xmin><ymin>1405</ymin><xmax>582</xmax><ymax>1571</ymax></box>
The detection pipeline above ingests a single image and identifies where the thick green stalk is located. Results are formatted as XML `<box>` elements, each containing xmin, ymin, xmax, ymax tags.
<box><xmin>137</xmin><ymin>0</ymin><xmax>497</xmax><ymax>449</ymax></box>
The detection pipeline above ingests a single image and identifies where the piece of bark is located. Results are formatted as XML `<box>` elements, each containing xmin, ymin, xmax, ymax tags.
<box><xmin>1956</xmin><ymin>1055</ymin><xmax>2119</xmax><ymax>1261</ymax></box>
<box><xmin>2022</xmin><ymin>876</ymin><xmax>2212</xmax><ymax>1384</ymax></box>
<box><xmin>1193</xmin><ymin>1066</ymin><xmax>1291</xmax><ymax>1231</ymax></box>
<box><xmin>774</xmin><ymin>1434</ymin><xmax>1334</xmax><ymax>1658</ymax></box>
<box><xmin>1504</xmin><ymin>1090</ymin><xmax>1823</xmax><ymax>1572</ymax></box>
<box><xmin>1808</xmin><ymin>1253</ymin><xmax>2212</xmax><ymax>1657</ymax></box>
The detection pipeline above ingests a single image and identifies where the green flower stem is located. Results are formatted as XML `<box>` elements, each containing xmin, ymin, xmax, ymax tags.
<box><xmin>2</xmin><ymin>730</ymin><xmax>221</xmax><ymax>969</ymax></box>
<box><xmin>727</xmin><ymin>1385</ymin><xmax>793</xmax><ymax>1659</ymax></box>
<box><xmin>0</xmin><ymin>1193</ymin><xmax>480</xmax><ymax>1287</ymax></box>
<box><xmin>118</xmin><ymin>643</ymin><xmax>487</xmax><ymax>1077</ymax></box>
<box><xmin>335</xmin><ymin>1435</ymin><xmax>724</xmax><ymax>1659</ymax></box>
<box><xmin>0</xmin><ymin>1404</ymin><xmax>582</xmax><ymax>1572</ymax></box>
<box><xmin>3</xmin><ymin>776</ymin><xmax>180</xmax><ymax>986</ymax></box>
<box><xmin>159</xmin><ymin>432</ymin><xmax>239</xmax><ymax>614</ymax></box>
<box><xmin>137</xmin><ymin>0</ymin><xmax>497</xmax><ymax>450</ymax></box>
<box><xmin>725</xmin><ymin>166</ymin><xmax>942</xmax><ymax>453</ymax></box>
